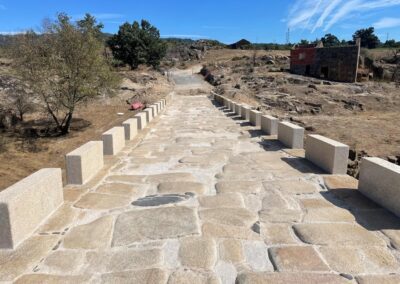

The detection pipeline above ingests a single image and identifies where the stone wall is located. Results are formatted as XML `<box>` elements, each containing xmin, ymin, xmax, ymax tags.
<box><xmin>290</xmin><ymin>45</ymin><xmax>360</xmax><ymax>83</ymax></box>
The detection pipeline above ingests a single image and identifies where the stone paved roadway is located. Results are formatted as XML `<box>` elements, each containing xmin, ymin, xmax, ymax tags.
<box><xmin>1</xmin><ymin>78</ymin><xmax>400</xmax><ymax>283</ymax></box>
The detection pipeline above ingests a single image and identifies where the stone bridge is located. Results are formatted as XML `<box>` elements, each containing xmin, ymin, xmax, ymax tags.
<box><xmin>1</xmin><ymin>70</ymin><xmax>400</xmax><ymax>283</ymax></box>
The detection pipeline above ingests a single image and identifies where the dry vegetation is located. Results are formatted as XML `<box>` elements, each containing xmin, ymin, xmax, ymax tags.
<box><xmin>0</xmin><ymin>63</ymin><xmax>172</xmax><ymax>190</ymax></box>
<box><xmin>201</xmin><ymin>48</ymin><xmax>400</xmax><ymax>176</ymax></box>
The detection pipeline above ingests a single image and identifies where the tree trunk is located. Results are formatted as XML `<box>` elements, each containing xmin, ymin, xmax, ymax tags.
<box><xmin>60</xmin><ymin>112</ymin><xmax>73</xmax><ymax>135</ymax></box>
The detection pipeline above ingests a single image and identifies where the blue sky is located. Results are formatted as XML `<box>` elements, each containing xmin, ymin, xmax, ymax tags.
<box><xmin>1</xmin><ymin>0</ymin><xmax>400</xmax><ymax>43</ymax></box>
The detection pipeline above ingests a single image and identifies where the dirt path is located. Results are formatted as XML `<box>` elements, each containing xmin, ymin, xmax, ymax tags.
<box><xmin>1</xmin><ymin>72</ymin><xmax>400</xmax><ymax>283</ymax></box>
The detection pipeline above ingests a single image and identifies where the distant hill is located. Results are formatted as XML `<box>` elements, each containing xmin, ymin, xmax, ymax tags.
<box><xmin>228</xmin><ymin>39</ymin><xmax>252</xmax><ymax>49</ymax></box>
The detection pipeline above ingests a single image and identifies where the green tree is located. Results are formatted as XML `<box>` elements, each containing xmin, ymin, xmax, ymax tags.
<box><xmin>77</xmin><ymin>13</ymin><xmax>104</xmax><ymax>39</ymax></box>
<box><xmin>384</xmin><ymin>39</ymin><xmax>400</xmax><ymax>48</ymax></box>
<box><xmin>108</xmin><ymin>20</ymin><xmax>167</xmax><ymax>69</ymax></box>
<box><xmin>299</xmin><ymin>39</ymin><xmax>310</xmax><ymax>45</ymax></box>
<box><xmin>321</xmin><ymin>33</ymin><xmax>340</xmax><ymax>47</ymax></box>
<box><xmin>353</xmin><ymin>27</ymin><xmax>381</xmax><ymax>49</ymax></box>
<box><xmin>12</xmin><ymin>13</ymin><xmax>119</xmax><ymax>135</ymax></box>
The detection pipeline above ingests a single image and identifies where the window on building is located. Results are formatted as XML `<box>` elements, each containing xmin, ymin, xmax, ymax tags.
<box><xmin>299</xmin><ymin>53</ymin><xmax>306</xmax><ymax>60</ymax></box>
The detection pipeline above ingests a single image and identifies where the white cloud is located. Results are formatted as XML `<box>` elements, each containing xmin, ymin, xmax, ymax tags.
<box><xmin>161</xmin><ymin>34</ymin><xmax>209</xmax><ymax>39</ymax></box>
<box><xmin>374</xmin><ymin>17</ymin><xmax>400</xmax><ymax>28</ymax></box>
<box><xmin>0</xmin><ymin>31</ymin><xmax>25</xmax><ymax>35</ymax></box>
<box><xmin>312</xmin><ymin>0</ymin><xmax>343</xmax><ymax>32</ymax></box>
<box><xmin>288</xmin><ymin>0</ymin><xmax>400</xmax><ymax>32</ymax></box>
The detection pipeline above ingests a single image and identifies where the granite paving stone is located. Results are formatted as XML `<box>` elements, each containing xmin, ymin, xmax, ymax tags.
<box><xmin>3</xmin><ymin>80</ymin><xmax>399</xmax><ymax>283</ymax></box>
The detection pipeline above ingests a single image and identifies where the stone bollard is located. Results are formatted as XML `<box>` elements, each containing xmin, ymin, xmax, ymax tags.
<box><xmin>234</xmin><ymin>103</ymin><xmax>242</xmax><ymax>116</ymax></box>
<box><xmin>217</xmin><ymin>95</ymin><xmax>224</xmax><ymax>105</ymax></box>
<box><xmin>102</xmin><ymin>127</ymin><xmax>125</xmax><ymax>155</ymax></box>
<box><xmin>216</xmin><ymin>95</ymin><xmax>223</xmax><ymax>105</ymax></box>
<box><xmin>278</xmin><ymin>121</ymin><xmax>304</xmax><ymax>149</ymax></box>
<box><xmin>144</xmin><ymin>108</ymin><xmax>153</xmax><ymax>123</ymax></box>
<box><xmin>134</xmin><ymin>112</ymin><xmax>147</xmax><ymax>130</ymax></box>
<box><xmin>122</xmin><ymin>118</ymin><xmax>138</xmax><ymax>140</ymax></box>
<box><xmin>156</xmin><ymin>102</ymin><xmax>162</xmax><ymax>113</ymax></box>
<box><xmin>359</xmin><ymin>157</ymin><xmax>400</xmax><ymax>217</ymax></box>
<box><xmin>227</xmin><ymin>100</ymin><xmax>233</xmax><ymax>111</ymax></box>
<box><xmin>66</xmin><ymin>141</ymin><xmax>104</xmax><ymax>185</ymax></box>
<box><xmin>223</xmin><ymin>98</ymin><xmax>229</xmax><ymax>108</ymax></box>
<box><xmin>240</xmin><ymin>105</ymin><xmax>251</xmax><ymax>121</ymax></box>
<box><xmin>305</xmin><ymin>134</ymin><xmax>349</xmax><ymax>174</ymax></box>
<box><xmin>229</xmin><ymin>101</ymin><xmax>235</xmax><ymax>112</ymax></box>
<box><xmin>249</xmin><ymin>110</ymin><xmax>262</xmax><ymax>127</ymax></box>
<box><xmin>261</xmin><ymin>115</ymin><xmax>278</xmax><ymax>135</ymax></box>
<box><xmin>150</xmin><ymin>105</ymin><xmax>158</xmax><ymax>117</ymax></box>
<box><xmin>0</xmin><ymin>168</ymin><xmax>63</xmax><ymax>249</ymax></box>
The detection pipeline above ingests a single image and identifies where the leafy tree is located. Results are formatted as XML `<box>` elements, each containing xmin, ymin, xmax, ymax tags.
<box><xmin>108</xmin><ymin>20</ymin><xmax>167</xmax><ymax>69</ymax></box>
<box><xmin>77</xmin><ymin>13</ymin><xmax>104</xmax><ymax>39</ymax></box>
<box><xmin>321</xmin><ymin>33</ymin><xmax>340</xmax><ymax>47</ymax></box>
<box><xmin>12</xmin><ymin>13</ymin><xmax>119</xmax><ymax>135</ymax></box>
<box><xmin>384</xmin><ymin>39</ymin><xmax>400</xmax><ymax>48</ymax></box>
<box><xmin>9</xmin><ymin>90</ymin><xmax>34</xmax><ymax>122</ymax></box>
<box><xmin>299</xmin><ymin>39</ymin><xmax>310</xmax><ymax>45</ymax></box>
<box><xmin>353</xmin><ymin>27</ymin><xmax>381</xmax><ymax>49</ymax></box>
<box><xmin>341</xmin><ymin>39</ymin><xmax>349</xmax><ymax>45</ymax></box>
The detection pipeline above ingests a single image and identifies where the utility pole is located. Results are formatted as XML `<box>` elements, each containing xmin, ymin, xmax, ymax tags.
<box><xmin>286</xmin><ymin>28</ymin><xmax>290</xmax><ymax>45</ymax></box>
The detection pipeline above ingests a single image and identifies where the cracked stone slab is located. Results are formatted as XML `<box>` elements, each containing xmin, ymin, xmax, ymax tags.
<box><xmin>199</xmin><ymin>193</ymin><xmax>245</xmax><ymax>208</ymax></box>
<box><xmin>106</xmin><ymin>175</ymin><xmax>146</xmax><ymax>184</ymax></box>
<box><xmin>14</xmin><ymin>274</ymin><xmax>92</xmax><ymax>284</ymax></box>
<box><xmin>236</xmin><ymin>272</ymin><xmax>350</xmax><ymax>284</ymax></box>
<box><xmin>158</xmin><ymin>182</ymin><xmax>206</xmax><ymax>195</ymax></box>
<box><xmin>100</xmin><ymin>268</ymin><xmax>168</xmax><ymax>284</ymax></box>
<box><xmin>0</xmin><ymin>235</ymin><xmax>60</xmax><ymax>281</ymax></box>
<box><xmin>202</xmin><ymin>222</ymin><xmax>260</xmax><ymax>240</ymax></box>
<box><xmin>179</xmin><ymin>154</ymin><xmax>227</xmax><ymax>165</ymax></box>
<box><xmin>261</xmin><ymin>223</ymin><xmax>298</xmax><ymax>245</ymax></box>
<box><xmin>293</xmin><ymin>223</ymin><xmax>386</xmax><ymax>246</ymax></box>
<box><xmin>269</xmin><ymin>246</ymin><xmax>329</xmax><ymax>272</ymax></box>
<box><xmin>168</xmin><ymin>270</ymin><xmax>220</xmax><ymax>284</ymax></box>
<box><xmin>146</xmin><ymin>173</ymin><xmax>197</xmax><ymax>183</ymax></box>
<box><xmin>63</xmin><ymin>215</ymin><xmax>114</xmax><ymax>249</ymax></box>
<box><xmin>40</xmin><ymin>250</ymin><xmax>86</xmax><ymax>274</ymax></box>
<box><xmin>301</xmin><ymin>199</ymin><xmax>355</xmax><ymax>223</ymax></box>
<box><xmin>319</xmin><ymin>246</ymin><xmax>399</xmax><ymax>274</ymax></box>
<box><xmin>215</xmin><ymin>261</ymin><xmax>237</xmax><ymax>284</ymax></box>
<box><xmin>259</xmin><ymin>208</ymin><xmax>302</xmax><ymax>223</ymax></box>
<box><xmin>355</xmin><ymin>275</ymin><xmax>400</xmax><ymax>284</ymax></box>
<box><xmin>96</xmin><ymin>183</ymin><xmax>141</xmax><ymax>197</ymax></box>
<box><xmin>112</xmin><ymin>206</ymin><xmax>199</xmax><ymax>246</ymax></box>
<box><xmin>243</xmin><ymin>241</ymin><xmax>273</xmax><ymax>272</ymax></box>
<box><xmin>216</xmin><ymin>181</ymin><xmax>262</xmax><ymax>194</ymax></box>
<box><xmin>200</xmin><ymin>208</ymin><xmax>258</xmax><ymax>227</ymax></box>
<box><xmin>85</xmin><ymin>248</ymin><xmax>163</xmax><ymax>273</ymax></box>
<box><xmin>179</xmin><ymin>237</ymin><xmax>217</xmax><ymax>269</ymax></box>
<box><xmin>263</xmin><ymin>179</ymin><xmax>318</xmax><ymax>194</ymax></box>
<box><xmin>219</xmin><ymin>239</ymin><xmax>244</xmax><ymax>263</ymax></box>
<box><xmin>324</xmin><ymin>175</ymin><xmax>379</xmax><ymax>210</ymax></box>
<box><xmin>74</xmin><ymin>193</ymin><xmax>130</xmax><ymax>210</ymax></box>
<box><xmin>38</xmin><ymin>204</ymin><xmax>79</xmax><ymax>233</ymax></box>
